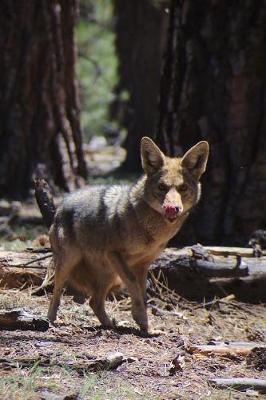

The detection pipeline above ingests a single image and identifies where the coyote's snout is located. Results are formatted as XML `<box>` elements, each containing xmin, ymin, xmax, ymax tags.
<box><xmin>48</xmin><ymin>137</ymin><xmax>209</xmax><ymax>332</ymax></box>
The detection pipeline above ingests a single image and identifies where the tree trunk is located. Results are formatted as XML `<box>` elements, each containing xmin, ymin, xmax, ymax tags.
<box><xmin>156</xmin><ymin>0</ymin><xmax>266</xmax><ymax>246</ymax></box>
<box><xmin>0</xmin><ymin>0</ymin><xmax>87</xmax><ymax>199</ymax></box>
<box><xmin>112</xmin><ymin>0</ymin><xmax>169</xmax><ymax>171</ymax></box>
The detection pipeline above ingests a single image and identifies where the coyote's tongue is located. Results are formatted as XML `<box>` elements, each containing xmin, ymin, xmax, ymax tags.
<box><xmin>163</xmin><ymin>204</ymin><xmax>178</xmax><ymax>219</ymax></box>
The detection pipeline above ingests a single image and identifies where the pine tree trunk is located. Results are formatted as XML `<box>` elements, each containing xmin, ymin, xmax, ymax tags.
<box><xmin>112</xmin><ymin>0</ymin><xmax>169</xmax><ymax>171</ymax></box>
<box><xmin>157</xmin><ymin>0</ymin><xmax>266</xmax><ymax>246</ymax></box>
<box><xmin>0</xmin><ymin>0</ymin><xmax>87</xmax><ymax>199</ymax></box>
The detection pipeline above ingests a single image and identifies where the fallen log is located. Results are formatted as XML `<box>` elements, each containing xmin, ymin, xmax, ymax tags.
<box><xmin>0</xmin><ymin>250</ymin><xmax>50</xmax><ymax>288</ymax></box>
<box><xmin>208</xmin><ymin>378</ymin><xmax>266</xmax><ymax>394</ymax></box>
<box><xmin>1</xmin><ymin>246</ymin><xmax>266</xmax><ymax>301</ymax></box>
<box><xmin>149</xmin><ymin>247</ymin><xmax>266</xmax><ymax>302</ymax></box>
<box><xmin>0</xmin><ymin>309</ymin><xmax>49</xmax><ymax>331</ymax></box>
<box><xmin>151</xmin><ymin>247</ymin><xmax>266</xmax><ymax>278</ymax></box>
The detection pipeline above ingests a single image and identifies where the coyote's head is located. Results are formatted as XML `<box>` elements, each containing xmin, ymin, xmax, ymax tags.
<box><xmin>141</xmin><ymin>137</ymin><xmax>209</xmax><ymax>222</ymax></box>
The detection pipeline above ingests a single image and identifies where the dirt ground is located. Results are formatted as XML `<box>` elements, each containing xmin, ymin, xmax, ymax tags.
<box><xmin>0</xmin><ymin>286</ymin><xmax>265</xmax><ymax>400</ymax></box>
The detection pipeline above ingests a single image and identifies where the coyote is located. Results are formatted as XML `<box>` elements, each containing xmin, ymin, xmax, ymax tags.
<box><xmin>48</xmin><ymin>137</ymin><xmax>209</xmax><ymax>332</ymax></box>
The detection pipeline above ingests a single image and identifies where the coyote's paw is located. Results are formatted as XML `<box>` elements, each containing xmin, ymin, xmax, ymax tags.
<box><xmin>139</xmin><ymin>328</ymin><xmax>163</xmax><ymax>337</ymax></box>
<box><xmin>132</xmin><ymin>309</ymin><xmax>148</xmax><ymax>332</ymax></box>
<box><xmin>101</xmin><ymin>318</ymin><xmax>116</xmax><ymax>329</ymax></box>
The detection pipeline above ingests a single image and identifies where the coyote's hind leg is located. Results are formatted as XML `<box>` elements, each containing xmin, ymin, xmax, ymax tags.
<box><xmin>48</xmin><ymin>251</ymin><xmax>81</xmax><ymax>323</ymax></box>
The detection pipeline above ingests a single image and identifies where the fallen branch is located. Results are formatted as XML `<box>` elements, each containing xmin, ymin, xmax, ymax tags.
<box><xmin>193</xmin><ymin>294</ymin><xmax>235</xmax><ymax>309</ymax></box>
<box><xmin>0</xmin><ymin>309</ymin><xmax>49</xmax><ymax>331</ymax></box>
<box><xmin>0</xmin><ymin>352</ymin><xmax>134</xmax><ymax>374</ymax></box>
<box><xmin>187</xmin><ymin>341</ymin><xmax>266</xmax><ymax>357</ymax></box>
<box><xmin>208</xmin><ymin>378</ymin><xmax>266</xmax><ymax>393</ymax></box>
<box><xmin>205</xmin><ymin>246</ymin><xmax>266</xmax><ymax>257</ymax></box>
<box><xmin>26</xmin><ymin>247</ymin><xmax>51</xmax><ymax>253</ymax></box>
<box><xmin>21</xmin><ymin>253</ymin><xmax>52</xmax><ymax>267</ymax></box>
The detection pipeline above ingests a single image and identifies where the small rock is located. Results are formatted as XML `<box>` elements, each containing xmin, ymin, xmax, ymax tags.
<box><xmin>106</xmin><ymin>352</ymin><xmax>124</xmax><ymax>369</ymax></box>
<box><xmin>169</xmin><ymin>354</ymin><xmax>185</xmax><ymax>375</ymax></box>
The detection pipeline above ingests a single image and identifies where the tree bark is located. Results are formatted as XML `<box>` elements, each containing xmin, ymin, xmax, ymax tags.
<box><xmin>0</xmin><ymin>0</ymin><xmax>87</xmax><ymax>199</ymax></box>
<box><xmin>156</xmin><ymin>0</ymin><xmax>266</xmax><ymax>246</ymax></box>
<box><xmin>112</xmin><ymin>0</ymin><xmax>169</xmax><ymax>171</ymax></box>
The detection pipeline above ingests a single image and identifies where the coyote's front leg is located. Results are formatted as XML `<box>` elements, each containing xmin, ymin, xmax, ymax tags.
<box><xmin>88</xmin><ymin>267</ymin><xmax>117</xmax><ymax>328</ymax></box>
<box><xmin>109</xmin><ymin>252</ymin><xmax>148</xmax><ymax>333</ymax></box>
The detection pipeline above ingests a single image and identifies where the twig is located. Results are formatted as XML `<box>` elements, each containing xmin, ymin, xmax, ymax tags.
<box><xmin>1</xmin><ymin>264</ymin><xmax>47</xmax><ymax>270</ymax></box>
<box><xmin>149</xmin><ymin>271</ymin><xmax>178</xmax><ymax>304</ymax></box>
<box><xmin>193</xmin><ymin>294</ymin><xmax>235</xmax><ymax>310</ymax></box>
<box><xmin>26</xmin><ymin>247</ymin><xmax>51</xmax><ymax>253</ymax></box>
<box><xmin>21</xmin><ymin>253</ymin><xmax>52</xmax><ymax>267</ymax></box>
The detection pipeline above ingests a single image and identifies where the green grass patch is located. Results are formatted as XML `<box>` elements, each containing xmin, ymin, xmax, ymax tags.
<box><xmin>0</xmin><ymin>367</ymin><xmax>156</xmax><ymax>400</ymax></box>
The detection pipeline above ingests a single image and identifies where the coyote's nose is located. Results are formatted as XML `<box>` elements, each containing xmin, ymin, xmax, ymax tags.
<box><xmin>163</xmin><ymin>204</ymin><xmax>182</xmax><ymax>220</ymax></box>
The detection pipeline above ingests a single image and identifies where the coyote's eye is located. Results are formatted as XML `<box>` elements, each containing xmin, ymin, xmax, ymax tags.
<box><xmin>179</xmin><ymin>183</ymin><xmax>189</xmax><ymax>192</ymax></box>
<box><xmin>158</xmin><ymin>183</ymin><xmax>168</xmax><ymax>192</ymax></box>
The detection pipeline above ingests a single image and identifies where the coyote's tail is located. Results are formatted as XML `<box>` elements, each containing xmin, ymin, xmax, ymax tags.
<box><xmin>34</xmin><ymin>179</ymin><xmax>86</xmax><ymax>304</ymax></box>
<box><xmin>34</xmin><ymin>178</ymin><xmax>56</xmax><ymax>229</ymax></box>
<box><xmin>33</xmin><ymin>178</ymin><xmax>56</xmax><ymax>295</ymax></box>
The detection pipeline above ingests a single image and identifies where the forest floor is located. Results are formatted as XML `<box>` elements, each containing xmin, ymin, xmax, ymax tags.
<box><xmin>0</xmin><ymin>265</ymin><xmax>266</xmax><ymax>399</ymax></box>
<box><xmin>0</xmin><ymin>147</ymin><xmax>266</xmax><ymax>400</ymax></box>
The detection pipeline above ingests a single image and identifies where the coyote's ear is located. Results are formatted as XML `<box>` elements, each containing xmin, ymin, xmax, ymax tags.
<box><xmin>181</xmin><ymin>141</ymin><xmax>209</xmax><ymax>179</ymax></box>
<box><xmin>141</xmin><ymin>137</ymin><xmax>165</xmax><ymax>174</ymax></box>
